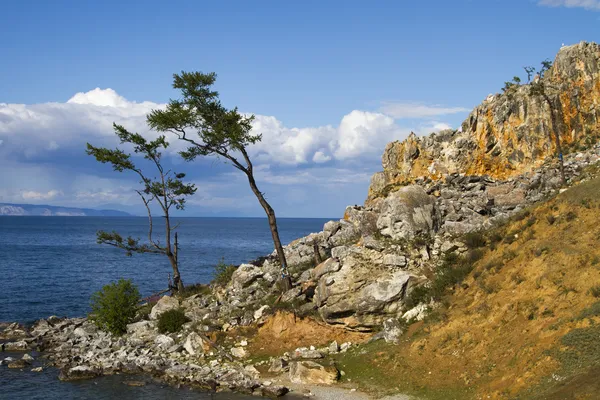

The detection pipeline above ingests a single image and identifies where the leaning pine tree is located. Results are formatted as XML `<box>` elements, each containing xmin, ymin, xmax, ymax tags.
<box><xmin>146</xmin><ymin>71</ymin><xmax>293</xmax><ymax>291</ymax></box>
<box><xmin>86</xmin><ymin>124</ymin><xmax>196</xmax><ymax>292</ymax></box>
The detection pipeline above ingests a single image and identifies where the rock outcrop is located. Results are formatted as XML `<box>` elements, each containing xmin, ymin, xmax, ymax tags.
<box><xmin>367</xmin><ymin>41</ymin><xmax>600</xmax><ymax>203</ymax></box>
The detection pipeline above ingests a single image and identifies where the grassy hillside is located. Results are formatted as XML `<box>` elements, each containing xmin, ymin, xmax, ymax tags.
<box><xmin>334</xmin><ymin>170</ymin><xmax>600</xmax><ymax>399</ymax></box>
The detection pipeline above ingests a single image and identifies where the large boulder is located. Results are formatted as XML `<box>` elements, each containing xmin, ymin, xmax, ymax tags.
<box><xmin>149</xmin><ymin>296</ymin><xmax>180</xmax><ymax>320</ymax></box>
<box><xmin>328</xmin><ymin>221</ymin><xmax>361</xmax><ymax>247</ymax></box>
<box><xmin>58</xmin><ymin>366</ymin><xmax>100</xmax><ymax>381</ymax></box>
<box><xmin>314</xmin><ymin>252</ymin><xmax>420</xmax><ymax>330</ymax></box>
<box><xmin>1</xmin><ymin>340</ymin><xmax>30</xmax><ymax>351</ymax></box>
<box><xmin>230</xmin><ymin>264</ymin><xmax>264</xmax><ymax>289</ymax></box>
<box><xmin>154</xmin><ymin>334</ymin><xmax>175</xmax><ymax>350</ymax></box>
<box><xmin>126</xmin><ymin>320</ymin><xmax>157</xmax><ymax>340</ymax></box>
<box><xmin>0</xmin><ymin>322</ymin><xmax>29</xmax><ymax>340</ymax></box>
<box><xmin>343</xmin><ymin>206</ymin><xmax>380</xmax><ymax>237</ymax></box>
<box><xmin>376</xmin><ymin>185</ymin><xmax>439</xmax><ymax>241</ymax></box>
<box><xmin>183</xmin><ymin>332</ymin><xmax>210</xmax><ymax>356</ymax></box>
<box><xmin>288</xmin><ymin>361</ymin><xmax>338</xmax><ymax>385</ymax></box>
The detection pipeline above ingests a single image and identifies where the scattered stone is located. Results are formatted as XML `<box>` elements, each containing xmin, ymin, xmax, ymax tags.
<box><xmin>154</xmin><ymin>334</ymin><xmax>175</xmax><ymax>350</ymax></box>
<box><xmin>268</xmin><ymin>357</ymin><xmax>289</xmax><ymax>373</ymax></box>
<box><xmin>2</xmin><ymin>340</ymin><xmax>30</xmax><ymax>351</ymax></box>
<box><xmin>261</xmin><ymin>385</ymin><xmax>289</xmax><ymax>397</ymax></box>
<box><xmin>59</xmin><ymin>366</ymin><xmax>100</xmax><ymax>381</ymax></box>
<box><xmin>402</xmin><ymin>303</ymin><xmax>429</xmax><ymax>322</ymax></box>
<box><xmin>289</xmin><ymin>361</ymin><xmax>339</xmax><ymax>385</ymax></box>
<box><xmin>293</xmin><ymin>347</ymin><xmax>323</xmax><ymax>359</ymax></box>
<box><xmin>254</xmin><ymin>305</ymin><xmax>270</xmax><ymax>320</ymax></box>
<box><xmin>31</xmin><ymin>367</ymin><xmax>43</xmax><ymax>372</ymax></box>
<box><xmin>231</xmin><ymin>347</ymin><xmax>247</xmax><ymax>358</ymax></box>
<box><xmin>22</xmin><ymin>353</ymin><xmax>34</xmax><ymax>361</ymax></box>
<box><xmin>383</xmin><ymin>254</ymin><xmax>407</xmax><ymax>267</ymax></box>
<box><xmin>0</xmin><ymin>357</ymin><xmax>16</xmax><ymax>366</ymax></box>
<box><xmin>8</xmin><ymin>359</ymin><xmax>29</xmax><ymax>369</ymax></box>
<box><xmin>328</xmin><ymin>341</ymin><xmax>340</xmax><ymax>353</ymax></box>
<box><xmin>123</xmin><ymin>380</ymin><xmax>146</xmax><ymax>387</ymax></box>
<box><xmin>183</xmin><ymin>332</ymin><xmax>209</xmax><ymax>356</ymax></box>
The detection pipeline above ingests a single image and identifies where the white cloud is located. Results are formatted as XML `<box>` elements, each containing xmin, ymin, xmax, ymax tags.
<box><xmin>379</xmin><ymin>102</ymin><xmax>469</xmax><ymax>119</ymax></box>
<box><xmin>0</xmin><ymin>89</ymin><xmax>166</xmax><ymax>162</ymax></box>
<box><xmin>538</xmin><ymin>0</ymin><xmax>600</xmax><ymax>9</ymax></box>
<box><xmin>0</xmin><ymin>88</ymin><xmax>464</xmax><ymax>169</ymax></box>
<box><xmin>312</xmin><ymin>151</ymin><xmax>331</xmax><ymax>163</ymax></box>
<box><xmin>249</xmin><ymin>110</ymin><xmax>410</xmax><ymax>165</ymax></box>
<box><xmin>21</xmin><ymin>189</ymin><xmax>63</xmax><ymax>201</ymax></box>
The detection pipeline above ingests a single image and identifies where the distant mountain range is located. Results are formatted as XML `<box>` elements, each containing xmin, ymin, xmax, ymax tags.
<box><xmin>0</xmin><ymin>203</ymin><xmax>132</xmax><ymax>216</ymax></box>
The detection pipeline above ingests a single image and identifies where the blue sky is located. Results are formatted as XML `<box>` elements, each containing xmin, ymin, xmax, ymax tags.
<box><xmin>1</xmin><ymin>0</ymin><xmax>599</xmax><ymax>217</ymax></box>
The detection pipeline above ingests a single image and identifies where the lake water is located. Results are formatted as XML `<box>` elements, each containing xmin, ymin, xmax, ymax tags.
<box><xmin>0</xmin><ymin>216</ymin><xmax>330</xmax><ymax>399</ymax></box>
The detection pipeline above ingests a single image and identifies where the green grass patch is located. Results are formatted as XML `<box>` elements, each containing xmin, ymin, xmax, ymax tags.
<box><xmin>212</xmin><ymin>259</ymin><xmax>237</xmax><ymax>286</ymax></box>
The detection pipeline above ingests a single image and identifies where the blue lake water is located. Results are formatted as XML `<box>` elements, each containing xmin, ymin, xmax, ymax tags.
<box><xmin>0</xmin><ymin>216</ymin><xmax>330</xmax><ymax>322</ymax></box>
<box><xmin>0</xmin><ymin>216</ymin><xmax>329</xmax><ymax>399</ymax></box>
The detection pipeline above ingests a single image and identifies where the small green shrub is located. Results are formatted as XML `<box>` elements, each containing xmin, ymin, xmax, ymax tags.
<box><xmin>525</xmin><ymin>216</ymin><xmax>537</xmax><ymax>228</ymax></box>
<box><xmin>157</xmin><ymin>308</ymin><xmax>189</xmax><ymax>333</ymax></box>
<box><xmin>513</xmin><ymin>209</ymin><xmax>531</xmax><ymax>222</ymax></box>
<box><xmin>463</xmin><ymin>231</ymin><xmax>487</xmax><ymax>249</ymax></box>
<box><xmin>502</xmin><ymin>250</ymin><xmax>518</xmax><ymax>261</ymax></box>
<box><xmin>464</xmin><ymin>249</ymin><xmax>485</xmax><ymax>264</ymax></box>
<box><xmin>484</xmin><ymin>258</ymin><xmax>503</xmax><ymax>271</ymax></box>
<box><xmin>404</xmin><ymin>284</ymin><xmax>431</xmax><ymax>309</ymax></box>
<box><xmin>578</xmin><ymin>301</ymin><xmax>600</xmax><ymax>320</ymax></box>
<box><xmin>90</xmin><ymin>279</ymin><xmax>140</xmax><ymax>335</ymax></box>
<box><xmin>546</xmin><ymin>215</ymin><xmax>556</xmax><ymax>225</ymax></box>
<box><xmin>590</xmin><ymin>285</ymin><xmax>600</xmax><ymax>298</ymax></box>
<box><xmin>178</xmin><ymin>283</ymin><xmax>211</xmax><ymax>299</ymax></box>
<box><xmin>488</xmin><ymin>231</ymin><xmax>504</xmax><ymax>246</ymax></box>
<box><xmin>212</xmin><ymin>259</ymin><xmax>237</xmax><ymax>286</ymax></box>
<box><xmin>565</xmin><ymin>211</ymin><xmax>578</xmax><ymax>222</ymax></box>
<box><xmin>135</xmin><ymin>302</ymin><xmax>155</xmax><ymax>321</ymax></box>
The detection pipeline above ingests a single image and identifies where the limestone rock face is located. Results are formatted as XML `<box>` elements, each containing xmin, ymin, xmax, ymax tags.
<box><xmin>367</xmin><ymin>41</ymin><xmax>600</xmax><ymax>203</ymax></box>
<box><xmin>314</xmin><ymin>253</ymin><xmax>420</xmax><ymax>330</ymax></box>
<box><xmin>375</xmin><ymin>185</ymin><xmax>439</xmax><ymax>241</ymax></box>
<box><xmin>288</xmin><ymin>361</ymin><xmax>339</xmax><ymax>385</ymax></box>
<box><xmin>230</xmin><ymin>264</ymin><xmax>264</xmax><ymax>289</ymax></box>
<box><xmin>149</xmin><ymin>296</ymin><xmax>180</xmax><ymax>320</ymax></box>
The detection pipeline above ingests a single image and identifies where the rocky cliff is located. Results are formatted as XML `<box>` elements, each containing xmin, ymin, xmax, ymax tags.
<box><xmin>210</xmin><ymin>41</ymin><xmax>600</xmax><ymax>332</ymax></box>
<box><xmin>367</xmin><ymin>41</ymin><xmax>600</xmax><ymax>203</ymax></box>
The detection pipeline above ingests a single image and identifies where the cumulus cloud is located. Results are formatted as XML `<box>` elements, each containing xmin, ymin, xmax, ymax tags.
<box><xmin>379</xmin><ymin>102</ymin><xmax>470</xmax><ymax>119</ymax></box>
<box><xmin>249</xmin><ymin>110</ymin><xmax>409</xmax><ymax>165</ymax></box>
<box><xmin>0</xmin><ymin>88</ymin><xmax>165</xmax><ymax>163</ymax></box>
<box><xmin>537</xmin><ymin>0</ymin><xmax>600</xmax><ymax>10</ymax></box>
<box><xmin>0</xmin><ymin>88</ymin><xmax>468</xmax><ymax>215</ymax></box>
<box><xmin>1</xmin><ymin>88</ymin><xmax>465</xmax><ymax>169</ymax></box>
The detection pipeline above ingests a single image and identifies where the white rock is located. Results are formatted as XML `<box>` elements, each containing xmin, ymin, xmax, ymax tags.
<box><xmin>254</xmin><ymin>305</ymin><xmax>270</xmax><ymax>320</ymax></box>
<box><xmin>149</xmin><ymin>296</ymin><xmax>180</xmax><ymax>320</ymax></box>
<box><xmin>231</xmin><ymin>347</ymin><xmax>247</xmax><ymax>358</ymax></box>
<box><xmin>154</xmin><ymin>334</ymin><xmax>175</xmax><ymax>350</ymax></box>
<box><xmin>183</xmin><ymin>332</ymin><xmax>207</xmax><ymax>356</ymax></box>
<box><xmin>402</xmin><ymin>303</ymin><xmax>429</xmax><ymax>322</ymax></box>
<box><xmin>383</xmin><ymin>254</ymin><xmax>407</xmax><ymax>267</ymax></box>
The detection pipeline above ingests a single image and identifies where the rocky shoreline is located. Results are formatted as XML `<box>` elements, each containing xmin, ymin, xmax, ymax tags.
<box><xmin>2</xmin><ymin>143</ymin><xmax>600</xmax><ymax>399</ymax></box>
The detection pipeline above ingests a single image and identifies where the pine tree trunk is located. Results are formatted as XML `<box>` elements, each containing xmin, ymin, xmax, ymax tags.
<box><xmin>246</xmin><ymin>173</ymin><xmax>292</xmax><ymax>292</ymax></box>
<box><xmin>165</xmin><ymin>216</ymin><xmax>184</xmax><ymax>292</ymax></box>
